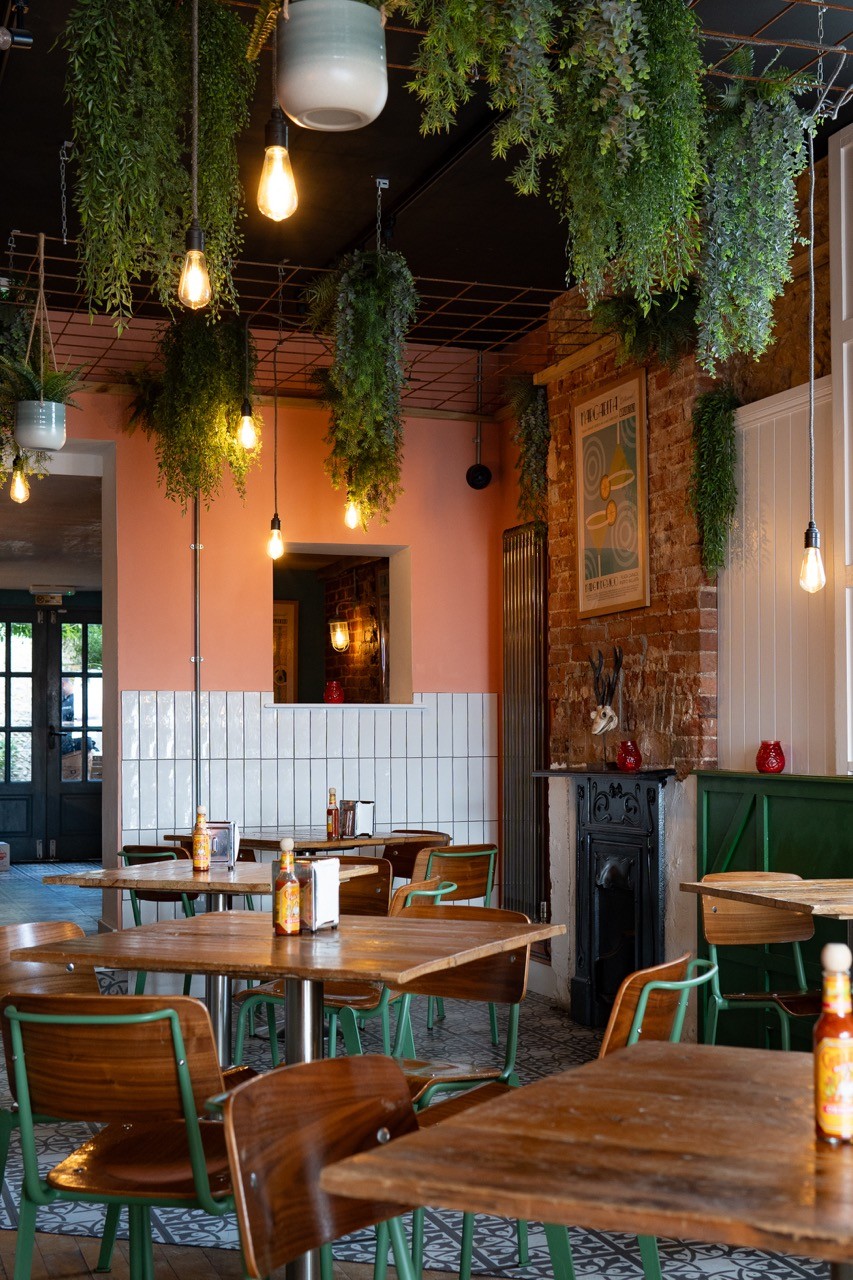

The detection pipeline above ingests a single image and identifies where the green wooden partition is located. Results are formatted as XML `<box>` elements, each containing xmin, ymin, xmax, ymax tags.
<box><xmin>696</xmin><ymin>770</ymin><xmax>853</xmax><ymax>1047</ymax></box>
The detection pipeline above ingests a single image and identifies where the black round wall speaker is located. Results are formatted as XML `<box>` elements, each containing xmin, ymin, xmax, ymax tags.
<box><xmin>466</xmin><ymin>462</ymin><xmax>492</xmax><ymax>490</ymax></box>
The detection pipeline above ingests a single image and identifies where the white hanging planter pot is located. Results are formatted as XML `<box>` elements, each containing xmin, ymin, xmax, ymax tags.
<box><xmin>14</xmin><ymin>400</ymin><xmax>67</xmax><ymax>452</ymax></box>
<box><xmin>277</xmin><ymin>0</ymin><xmax>388</xmax><ymax>132</ymax></box>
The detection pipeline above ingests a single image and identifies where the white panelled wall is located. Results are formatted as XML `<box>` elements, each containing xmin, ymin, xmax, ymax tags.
<box><xmin>120</xmin><ymin>691</ymin><xmax>499</xmax><ymax>855</ymax></box>
<box><xmin>717</xmin><ymin>378</ymin><xmax>835</xmax><ymax>773</ymax></box>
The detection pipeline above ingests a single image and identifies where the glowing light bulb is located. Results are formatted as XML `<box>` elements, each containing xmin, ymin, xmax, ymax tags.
<box><xmin>238</xmin><ymin>399</ymin><xmax>258</xmax><ymax>450</ymax></box>
<box><xmin>178</xmin><ymin>223</ymin><xmax>211</xmax><ymax>311</ymax></box>
<box><xmin>258</xmin><ymin>110</ymin><xmax>298</xmax><ymax>221</ymax></box>
<box><xmin>267</xmin><ymin>513</ymin><xmax>284</xmax><ymax>560</ymax></box>
<box><xmin>344</xmin><ymin>498</ymin><xmax>360</xmax><ymax>530</ymax></box>
<box><xmin>799</xmin><ymin>521</ymin><xmax>826</xmax><ymax>593</ymax></box>
<box><xmin>9</xmin><ymin>456</ymin><xmax>29</xmax><ymax>504</ymax></box>
<box><xmin>329</xmin><ymin>619</ymin><xmax>350</xmax><ymax>652</ymax></box>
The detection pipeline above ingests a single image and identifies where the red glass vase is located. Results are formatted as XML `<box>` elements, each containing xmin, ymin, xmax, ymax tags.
<box><xmin>616</xmin><ymin>739</ymin><xmax>642</xmax><ymax>772</ymax></box>
<box><xmin>323</xmin><ymin>680</ymin><xmax>344</xmax><ymax>704</ymax></box>
<box><xmin>756</xmin><ymin>740</ymin><xmax>785</xmax><ymax>773</ymax></box>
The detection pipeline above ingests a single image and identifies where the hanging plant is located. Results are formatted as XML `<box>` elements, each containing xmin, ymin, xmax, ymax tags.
<box><xmin>688</xmin><ymin>385</ymin><xmax>741</xmax><ymax>577</ymax></box>
<box><xmin>696</xmin><ymin>51</ymin><xmax>810</xmax><ymax>374</ymax></box>
<box><xmin>126</xmin><ymin>313</ymin><xmax>259</xmax><ymax>506</ymax></box>
<box><xmin>0</xmin><ymin>284</ymin><xmax>49</xmax><ymax>492</ymax></box>
<box><xmin>307</xmin><ymin>251</ymin><xmax>418</xmax><ymax>527</ymax></box>
<box><xmin>591</xmin><ymin>286</ymin><xmax>699</xmax><ymax>370</ymax></box>
<box><xmin>64</xmin><ymin>0</ymin><xmax>255</xmax><ymax>324</ymax></box>
<box><xmin>505</xmin><ymin>378</ymin><xmax>550</xmax><ymax>523</ymax></box>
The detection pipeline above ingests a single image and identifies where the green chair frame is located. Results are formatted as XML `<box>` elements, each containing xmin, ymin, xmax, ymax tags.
<box><xmin>544</xmin><ymin>958</ymin><xmax>718</xmax><ymax>1280</ymax></box>
<box><xmin>120</xmin><ymin>847</ymin><xmax>197</xmax><ymax>996</ymax></box>
<box><xmin>704</xmin><ymin>940</ymin><xmax>810</xmax><ymax>1051</ymax></box>
<box><xmin>4</xmin><ymin>998</ymin><xmax>234</xmax><ymax>1280</ymax></box>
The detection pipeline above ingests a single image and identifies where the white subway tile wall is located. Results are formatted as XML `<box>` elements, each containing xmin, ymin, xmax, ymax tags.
<box><xmin>120</xmin><ymin>691</ymin><xmax>499</xmax><ymax>853</ymax></box>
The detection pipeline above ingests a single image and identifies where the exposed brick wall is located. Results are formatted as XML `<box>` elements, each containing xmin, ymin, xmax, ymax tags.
<box><xmin>547</xmin><ymin>336</ymin><xmax>715</xmax><ymax>779</ymax></box>
<box><xmin>324</xmin><ymin>560</ymin><xmax>389</xmax><ymax>703</ymax></box>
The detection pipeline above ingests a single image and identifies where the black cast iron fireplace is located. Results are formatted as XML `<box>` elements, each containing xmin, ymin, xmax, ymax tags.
<box><xmin>570</xmin><ymin>769</ymin><xmax>674</xmax><ymax>1027</ymax></box>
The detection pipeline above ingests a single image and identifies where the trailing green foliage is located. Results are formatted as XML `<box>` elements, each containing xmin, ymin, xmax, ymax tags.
<box><xmin>592</xmin><ymin>287</ymin><xmax>698</xmax><ymax>370</ymax></box>
<box><xmin>127</xmin><ymin>314</ymin><xmax>259</xmax><ymax>506</ymax></box>
<box><xmin>688</xmin><ymin>385</ymin><xmax>741</xmax><ymax>577</ymax></box>
<box><xmin>505</xmin><ymin>378</ymin><xmax>550</xmax><ymax>523</ymax></box>
<box><xmin>307</xmin><ymin>251</ymin><xmax>419</xmax><ymax>527</ymax></box>
<box><xmin>64</xmin><ymin>0</ymin><xmax>255</xmax><ymax>324</ymax></box>
<box><xmin>0</xmin><ymin>289</ymin><xmax>49</xmax><ymax>488</ymax></box>
<box><xmin>697</xmin><ymin>51</ymin><xmax>810</xmax><ymax>373</ymax></box>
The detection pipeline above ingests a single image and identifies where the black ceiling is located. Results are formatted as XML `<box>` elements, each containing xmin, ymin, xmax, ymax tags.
<box><xmin>2</xmin><ymin>1</ymin><xmax>853</xmax><ymax>308</ymax></box>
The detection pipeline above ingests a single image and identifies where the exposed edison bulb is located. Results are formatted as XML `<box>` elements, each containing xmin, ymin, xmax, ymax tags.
<box><xmin>258</xmin><ymin>107</ymin><xmax>297</xmax><ymax>222</ymax></box>
<box><xmin>178</xmin><ymin>223</ymin><xmax>211</xmax><ymax>311</ymax></box>
<box><xmin>267</xmin><ymin>513</ymin><xmax>284</xmax><ymax>560</ymax></box>
<box><xmin>238</xmin><ymin>399</ymin><xmax>258</xmax><ymax>450</ymax></box>
<box><xmin>344</xmin><ymin>498</ymin><xmax>360</xmax><ymax>530</ymax></box>
<box><xmin>799</xmin><ymin>521</ymin><xmax>826</xmax><ymax>594</ymax></box>
<box><xmin>9</xmin><ymin>456</ymin><xmax>29</xmax><ymax>504</ymax></box>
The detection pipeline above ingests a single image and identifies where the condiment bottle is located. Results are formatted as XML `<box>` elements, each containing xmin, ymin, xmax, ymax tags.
<box><xmin>191</xmin><ymin>805</ymin><xmax>211</xmax><ymax>873</ymax></box>
<box><xmin>814</xmin><ymin>941</ymin><xmax>853</xmax><ymax>1143</ymax></box>
<box><xmin>274</xmin><ymin>838</ymin><xmax>301</xmax><ymax>936</ymax></box>
<box><xmin>326</xmin><ymin>787</ymin><xmax>340</xmax><ymax>841</ymax></box>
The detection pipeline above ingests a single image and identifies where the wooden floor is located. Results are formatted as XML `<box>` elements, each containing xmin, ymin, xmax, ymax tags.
<box><xmin>0</xmin><ymin>1232</ymin><xmax>457</xmax><ymax>1280</ymax></box>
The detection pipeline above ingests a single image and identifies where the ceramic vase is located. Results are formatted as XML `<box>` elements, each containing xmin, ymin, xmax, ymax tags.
<box><xmin>755</xmin><ymin>740</ymin><xmax>785</xmax><ymax>773</ymax></box>
<box><xmin>14</xmin><ymin>400</ymin><xmax>66</xmax><ymax>451</ymax></box>
<box><xmin>277</xmin><ymin>1</ymin><xmax>388</xmax><ymax>132</ymax></box>
<box><xmin>616</xmin><ymin>739</ymin><xmax>642</xmax><ymax>772</ymax></box>
<box><xmin>324</xmin><ymin>680</ymin><xmax>344</xmax><ymax>704</ymax></box>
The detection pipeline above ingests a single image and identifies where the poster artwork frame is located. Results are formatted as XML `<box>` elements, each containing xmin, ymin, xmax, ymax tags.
<box><xmin>573</xmin><ymin>369</ymin><xmax>650</xmax><ymax>620</ymax></box>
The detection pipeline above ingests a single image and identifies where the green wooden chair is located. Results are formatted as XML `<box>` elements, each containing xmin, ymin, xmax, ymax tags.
<box><xmin>543</xmin><ymin>952</ymin><xmax>719</xmax><ymax>1280</ymax></box>
<box><xmin>120</xmin><ymin>846</ymin><xmax>198</xmax><ymax>996</ymax></box>
<box><xmin>1</xmin><ymin>993</ymin><xmax>235</xmax><ymax>1280</ymax></box>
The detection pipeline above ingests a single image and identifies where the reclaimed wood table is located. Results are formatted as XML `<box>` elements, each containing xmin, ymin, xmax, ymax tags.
<box><xmin>322</xmin><ymin>1041</ymin><xmax>853</xmax><ymax>1279</ymax></box>
<box><xmin>164</xmin><ymin>828</ymin><xmax>434</xmax><ymax>855</ymax></box>
<box><xmin>681</xmin><ymin>877</ymin><xmax>853</xmax><ymax>920</ymax></box>
<box><xmin>42</xmin><ymin>860</ymin><xmax>377</xmax><ymax>1059</ymax></box>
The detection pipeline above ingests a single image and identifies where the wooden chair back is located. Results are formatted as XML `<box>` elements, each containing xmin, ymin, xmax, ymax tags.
<box><xmin>598</xmin><ymin>953</ymin><xmax>691</xmax><ymax>1057</ymax></box>
<box><xmin>380</xmin><ymin>830</ymin><xmax>450</xmax><ymax>879</ymax></box>
<box><xmin>121</xmin><ymin>844</ymin><xmax>199</xmax><ymax>905</ymax></box>
<box><xmin>0</xmin><ymin>994</ymin><xmax>224</xmax><ymax>1120</ymax></box>
<box><xmin>0</xmin><ymin>921</ymin><xmax>99</xmax><ymax>999</ymax></box>
<box><xmin>410</xmin><ymin>845</ymin><xmax>496</xmax><ymax>902</ymax></box>
<box><xmin>395</xmin><ymin>904</ymin><xmax>530</xmax><ymax>1002</ymax></box>
<box><xmin>700</xmin><ymin>872</ymin><xmax>813</xmax><ymax>946</ymax></box>
<box><xmin>221</xmin><ymin>1054</ymin><xmax>417</xmax><ymax>1278</ymax></box>
<box><xmin>388</xmin><ymin>876</ymin><xmax>445</xmax><ymax>916</ymax></box>
<box><xmin>337</xmin><ymin>857</ymin><xmax>393</xmax><ymax>916</ymax></box>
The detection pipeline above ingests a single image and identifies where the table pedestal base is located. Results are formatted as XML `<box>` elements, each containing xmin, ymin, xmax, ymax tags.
<box><xmin>285</xmin><ymin>976</ymin><xmax>325</xmax><ymax>1280</ymax></box>
<box><xmin>204</xmin><ymin>893</ymin><xmax>232</xmax><ymax>1063</ymax></box>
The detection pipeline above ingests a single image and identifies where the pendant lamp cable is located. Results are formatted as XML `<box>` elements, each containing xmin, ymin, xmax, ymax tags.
<box><xmin>274</xmin><ymin>260</ymin><xmax>284</xmax><ymax>512</ymax></box>
<box><xmin>191</xmin><ymin>0</ymin><xmax>199</xmax><ymax>227</ymax></box>
<box><xmin>25</xmin><ymin>233</ymin><xmax>57</xmax><ymax>399</ymax></box>
<box><xmin>807</xmin><ymin>127</ymin><xmax>816</xmax><ymax>530</ymax></box>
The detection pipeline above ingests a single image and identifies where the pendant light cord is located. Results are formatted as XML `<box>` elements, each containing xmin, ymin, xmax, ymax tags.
<box><xmin>191</xmin><ymin>0</ymin><xmax>199</xmax><ymax>225</ymax></box>
<box><xmin>273</xmin><ymin>261</ymin><xmax>284</xmax><ymax>514</ymax></box>
<box><xmin>808</xmin><ymin>127</ymin><xmax>816</xmax><ymax>528</ymax></box>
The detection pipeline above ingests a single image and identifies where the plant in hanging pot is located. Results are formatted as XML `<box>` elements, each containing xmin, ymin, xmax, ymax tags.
<box><xmin>0</xmin><ymin>356</ymin><xmax>82</xmax><ymax>453</ymax></box>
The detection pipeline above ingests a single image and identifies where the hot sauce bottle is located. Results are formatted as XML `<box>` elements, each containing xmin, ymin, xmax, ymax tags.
<box><xmin>326</xmin><ymin>787</ymin><xmax>340</xmax><ymax>841</ymax></box>
<box><xmin>814</xmin><ymin>942</ymin><xmax>853</xmax><ymax>1144</ymax></box>
<box><xmin>191</xmin><ymin>805</ymin><xmax>211</xmax><ymax>873</ymax></box>
<box><xmin>274</xmin><ymin>838</ymin><xmax>300</xmax><ymax>936</ymax></box>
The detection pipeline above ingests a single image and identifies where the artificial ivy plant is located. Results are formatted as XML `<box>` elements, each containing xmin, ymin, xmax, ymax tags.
<box><xmin>64</xmin><ymin>0</ymin><xmax>255</xmax><ymax>324</ymax></box>
<box><xmin>505</xmin><ymin>378</ymin><xmax>550</xmax><ymax>523</ymax></box>
<box><xmin>127</xmin><ymin>313</ymin><xmax>259</xmax><ymax>506</ymax></box>
<box><xmin>688</xmin><ymin>385</ymin><xmax>741</xmax><ymax>577</ymax></box>
<box><xmin>307</xmin><ymin>250</ymin><xmax>418</xmax><ymax>527</ymax></box>
<box><xmin>696</xmin><ymin>51</ymin><xmax>810</xmax><ymax>374</ymax></box>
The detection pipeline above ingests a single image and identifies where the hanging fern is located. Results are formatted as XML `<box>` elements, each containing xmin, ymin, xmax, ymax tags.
<box><xmin>697</xmin><ymin>50</ymin><xmax>810</xmax><ymax>374</ymax></box>
<box><xmin>126</xmin><ymin>314</ymin><xmax>259</xmax><ymax>507</ymax></box>
<box><xmin>592</xmin><ymin>286</ymin><xmax>698</xmax><ymax>369</ymax></box>
<box><xmin>0</xmin><ymin>285</ymin><xmax>48</xmax><ymax>490</ymax></box>
<box><xmin>688</xmin><ymin>385</ymin><xmax>741</xmax><ymax>577</ymax></box>
<box><xmin>307</xmin><ymin>251</ymin><xmax>418</xmax><ymax>527</ymax></box>
<box><xmin>505</xmin><ymin>378</ymin><xmax>550</xmax><ymax>523</ymax></box>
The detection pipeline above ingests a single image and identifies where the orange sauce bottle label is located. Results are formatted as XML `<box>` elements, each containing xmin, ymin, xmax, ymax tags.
<box><xmin>815</xmin><ymin>1038</ymin><xmax>853</xmax><ymax>1140</ymax></box>
<box><xmin>192</xmin><ymin>832</ymin><xmax>210</xmax><ymax>872</ymax></box>
<box><xmin>275</xmin><ymin>878</ymin><xmax>300</xmax><ymax>935</ymax></box>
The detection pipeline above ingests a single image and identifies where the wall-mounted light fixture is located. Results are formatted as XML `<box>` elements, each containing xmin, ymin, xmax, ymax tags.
<box><xmin>329</xmin><ymin>618</ymin><xmax>350</xmax><ymax>652</ymax></box>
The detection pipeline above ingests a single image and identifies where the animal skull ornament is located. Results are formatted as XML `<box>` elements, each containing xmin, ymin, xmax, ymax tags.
<box><xmin>590</xmin><ymin>704</ymin><xmax>618</xmax><ymax>736</ymax></box>
<box><xmin>588</xmin><ymin>646</ymin><xmax>624</xmax><ymax>736</ymax></box>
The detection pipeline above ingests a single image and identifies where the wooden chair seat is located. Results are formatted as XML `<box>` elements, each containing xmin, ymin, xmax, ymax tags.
<box><xmin>380</xmin><ymin>831</ymin><xmax>451</xmax><ymax>880</ymax></box>
<box><xmin>324</xmin><ymin>981</ymin><xmax>386</xmax><ymax>1011</ymax></box>
<box><xmin>402</xmin><ymin>1060</ymin><xmax>506</xmax><ymax>1103</ymax></box>
<box><xmin>722</xmin><ymin>988</ymin><xmax>821</xmax><ymax>1016</ymax></box>
<box><xmin>48</xmin><ymin>1120</ymin><xmax>231</xmax><ymax>1197</ymax></box>
<box><xmin>415</xmin><ymin>1081</ymin><xmax>513</xmax><ymax>1126</ymax></box>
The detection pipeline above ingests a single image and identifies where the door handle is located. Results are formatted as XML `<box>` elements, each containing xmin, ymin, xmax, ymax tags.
<box><xmin>47</xmin><ymin>724</ymin><xmax>61</xmax><ymax>749</ymax></box>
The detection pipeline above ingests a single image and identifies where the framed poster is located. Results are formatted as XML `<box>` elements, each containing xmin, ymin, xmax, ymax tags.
<box><xmin>273</xmin><ymin>600</ymin><xmax>298</xmax><ymax>703</ymax></box>
<box><xmin>574</xmin><ymin>371</ymin><xmax>649</xmax><ymax>619</ymax></box>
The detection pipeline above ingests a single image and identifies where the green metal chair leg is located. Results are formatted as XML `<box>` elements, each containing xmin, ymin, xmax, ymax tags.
<box><xmin>704</xmin><ymin>997</ymin><xmax>719</xmax><ymax>1045</ymax></box>
<box><xmin>388</xmin><ymin>1215</ymin><xmax>419</xmax><ymax>1280</ymax></box>
<box><xmin>544</xmin><ymin>1223</ymin><xmax>577</xmax><ymax>1280</ymax></box>
<box><xmin>394</xmin><ymin>1004</ymin><xmax>416</xmax><ymax>1058</ymax></box>
<box><xmin>320</xmin><ymin>1242</ymin><xmax>334</xmax><ymax>1280</ymax></box>
<box><xmin>181</xmin><ymin>973</ymin><xmax>193</xmax><ymax>997</ymax></box>
<box><xmin>266</xmin><ymin>1001</ymin><xmax>282</xmax><ymax>1067</ymax></box>
<box><xmin>0</xmin><ymin>1110</ymin><xmax>14</xmax><ymax>1190</ymax></box>
<box><xmin>412</xmin><ymin>1205</ymin><xmax>425</xmax><ymax>1276</ymax></box>
<box><xmin>133</xmin><ymin>970</ymin><xmax>146</xmax><ymax>996</ymax></box>
<box><xmin>327</xmin><ymin>1009</ymin><xmax>340</xmax><ymax>1058</ymax></box>
<box><xmin>488</xmin><ymin>1002</ymin><xmax>499</xmax><ymax>1046</ymax></box>
<box><xmin>779</xmin><ymin>1007</ymin><xmax>791</xmax><ymax>1051</ymax></box>
<box><xmin>516</xmin><ymin>1217</ymin><xmax>529</xmax><ymax>1265</ymax></box>
<box><xmin>94</xmin><ymin>1204</ymin><xmax>122</xmax><ymax>1272</ymax></box>
<box><xmin>13</xmin><ymin>1191</ymin><xmax>38</xmax><ymax>1280</ymax></box>
<box><xmin>638</xmin><ymin>1234</ymin><xmax>663</xmax><ymax>1280</ymax></box>
<box><xmin>459</xmin><ymin>1212</ymin><xmax>475</xmax><ymax>1280</ymax></box>
<box><xmin>373</xmin><ymin>1219</ymin><xmax>390</xmax><ymax>1280</ymax></box>
<box><xmin>339</xmin><ymin>1006</ymin><xmax>366</xmax><ymax>1056</ymax></box>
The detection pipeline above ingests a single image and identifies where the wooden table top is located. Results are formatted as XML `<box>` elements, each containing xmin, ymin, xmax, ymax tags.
<box><xmin>165</xmin><ymin>829</ymin><xmax>434</xmax><ymax>853</ymax></box>
<box><xmin>681</xmin><ymin>877</ymin><xmax>853</xmax><ymax>920</ymax></box>
<box><xmin>11</xmin><ymin>911</ymin><xmax>564</xmax><ymax>986</ymax></box>
<box><xmin>42</xmin><ymin>860</ymin><xmax>376</xmax><ymax>895</ymax></box>
<box><xmin>322</xmin><ymin>1041</ymin><xmax>853</xmax><ymax>1264</ymax></box>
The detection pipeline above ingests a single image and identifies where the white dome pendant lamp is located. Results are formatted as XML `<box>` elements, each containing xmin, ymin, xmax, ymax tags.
<box><xmin>277</xmin><ymin>0</ymin><xmax>388</xmax><ymax>132</ymax></box>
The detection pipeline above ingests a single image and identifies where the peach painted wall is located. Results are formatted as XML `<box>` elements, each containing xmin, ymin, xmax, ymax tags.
<box><xmin>67</xmin><ymin>390</ymin><xmax>520</xmax><ymax>695</ymax></box>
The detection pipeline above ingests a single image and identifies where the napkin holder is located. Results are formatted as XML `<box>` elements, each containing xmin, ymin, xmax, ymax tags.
<box><xmin>294</xmin><ymin>857</ymin><xmax>340</xmax><ymax>932</ymax></box>
<box><xmin>354</xmin><ymin>800</ymin><xmax>375</xmax><ymax>836</ymax></box>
